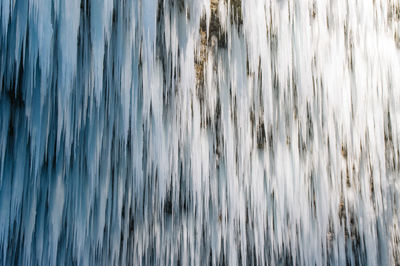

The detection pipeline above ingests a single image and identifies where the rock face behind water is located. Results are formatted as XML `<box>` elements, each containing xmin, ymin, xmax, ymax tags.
<box><xmin>1</xmin><ymin>0</ymin><xmax>400</xmax><ymax>265</ymax></box>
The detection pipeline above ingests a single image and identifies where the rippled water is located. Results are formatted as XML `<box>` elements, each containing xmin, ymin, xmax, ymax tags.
<box><xmin>1</xmin><ymin>0</ymin><xmax>400</xmax><ymax>265</ymax></box>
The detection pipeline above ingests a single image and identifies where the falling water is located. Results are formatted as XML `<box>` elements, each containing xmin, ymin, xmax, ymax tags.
<box><xmin>1</xmin><ymin>0</ymin><xmax>400</xmax><ymax>265</ymax></box>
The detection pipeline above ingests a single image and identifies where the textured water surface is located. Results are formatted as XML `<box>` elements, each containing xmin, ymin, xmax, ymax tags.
<box><xmin>1</xmin><ymin>0</ymin><xmax>400</xmax><ymax>265</ymax></box>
